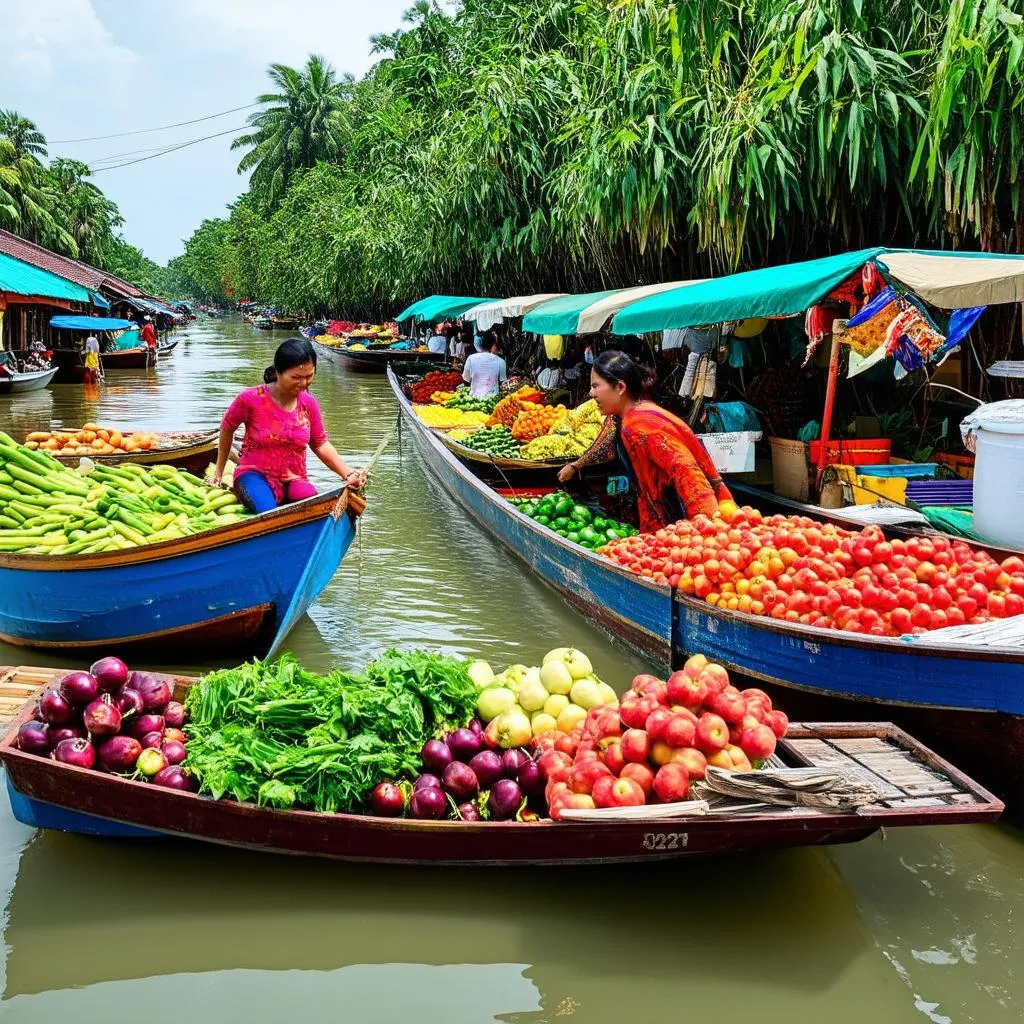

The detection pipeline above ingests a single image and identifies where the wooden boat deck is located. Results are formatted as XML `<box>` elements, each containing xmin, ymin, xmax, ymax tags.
<box><xmin>0</xmin><ymin>666</ymin><xmax>59</xmax><ymax>728</ymax></box>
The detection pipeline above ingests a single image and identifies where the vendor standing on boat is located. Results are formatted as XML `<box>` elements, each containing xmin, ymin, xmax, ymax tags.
<box><xmin>140</xmin><ymin>317</ymin><xmax>157</xmax><ymax>350</ymax></box>
<box><xmin>558</xmin><ymin>350</ymin><xmax>731</xmax><ymax>531</ymax></box>
<box><xmin>213</xmin><ymin>338</ymin><xmax>367</xmax><ymax>513</ymax></box>
<box><xmin>462</xmin><ymin>333</ymin><xmax>507</xmax><ymax>398</ymax></box>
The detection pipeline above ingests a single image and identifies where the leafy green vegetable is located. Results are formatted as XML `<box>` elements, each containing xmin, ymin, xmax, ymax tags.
<box><xmin>184</xmin><ymin>651</ymin><xmax>477</xmax><ymax>813</ymax></box>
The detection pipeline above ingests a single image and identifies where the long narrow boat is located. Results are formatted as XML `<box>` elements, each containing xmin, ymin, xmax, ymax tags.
<box><xmin>157</xmin><ymin>338</ymin><xmax>179</xmax><ymax>356</ymax></box>
<box><xmin>0</xmin><ymin>367</ymin><xmax>58</xmax><ymax>395</ymax></box>
<box><xmin>100</xmin><ymin>346</ymin><xmax>155</xmax><ymax>370</ymax></box>
<box><xmin>317</xmin><ymin>341</ymin><xmax>438</xmax><ymax>374</ymax></box>
<box><xmin>388</xmin><ymin>368</ymin><xmax>1024</xmax><ymax>807</ymax></box>
<box><xmin>0</xmin><ymin>672</ymin><xmax>1002</xmax><ymax>862</ymax></box>
<box><xmin>47</xmin><ymin>430</ymin><xmax>221</xmax><ymax>476</ymax></box>
<box><xmin>0</xmin><ymin>488</ymin><xmax>364</xmax><ymax>656</ymax></box>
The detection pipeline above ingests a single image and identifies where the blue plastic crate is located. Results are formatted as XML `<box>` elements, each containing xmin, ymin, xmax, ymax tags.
<box><xmin>858</xmin><ymin>462</ymin><xmax>939</xmax><ymax>479</ymax></box>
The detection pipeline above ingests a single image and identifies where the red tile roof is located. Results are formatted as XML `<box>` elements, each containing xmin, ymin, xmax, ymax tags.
<box><xmin>0</xmin><ymin>229</ymin><xmax>145</xmax><ymax>299</ymax></box>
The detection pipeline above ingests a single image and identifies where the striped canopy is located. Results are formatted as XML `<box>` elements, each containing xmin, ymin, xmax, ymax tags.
<box><xmin>523</xmin><ymin>282</ymin><xmax>702</xmax><ymax>335</ymax></box>
<box><xmin>393</xmin><ymin>295</ymin><xmax>493</xmax><ymax>323</ymax></box>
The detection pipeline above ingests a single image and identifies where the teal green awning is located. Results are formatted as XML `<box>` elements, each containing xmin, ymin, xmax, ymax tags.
<box><xmin>522</xmin><ymin>290</ymin><xmax>623</xmax><ymax>335</ymax></box>
<box><xmin>612</xmin><ymin>248</ymin><xmax>887</xmax><ymax>334</ymax></box>
<box><xmin>0</xmin><ymin>251</ymin><xmax>93</xmax><ymax>304</ymax></box>
<box><xmin>394</xmin><ymin>295</ymin><xmax>495</xmax><ymax>323</ymax></box>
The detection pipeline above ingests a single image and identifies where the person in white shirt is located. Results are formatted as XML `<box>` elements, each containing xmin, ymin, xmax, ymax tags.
<box><xmin>462</xmin><ymin>334</ymin><xmax>507</xmax><ymax>398</ymax></box>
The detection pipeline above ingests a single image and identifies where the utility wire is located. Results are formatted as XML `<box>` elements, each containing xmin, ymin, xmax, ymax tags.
<box><xmin>90</xmin><ymin>126</ymin><xmax>246</xmax><ymax>172</ymax></box>
<box><xmin>50</xmin><ymin>104</ymin><xmax>258</xmax><ymax>144</ymax></box>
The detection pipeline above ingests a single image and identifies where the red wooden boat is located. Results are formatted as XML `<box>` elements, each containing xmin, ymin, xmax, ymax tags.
<box><xmin>100</xmin><ymin>346</ymin><xmax>155</xmax><ymax>370</ymax></box>
<box><xmin>0</xmin><ymin>670</ymin><xmax>1002</xmax><ymax>863</ymax></box>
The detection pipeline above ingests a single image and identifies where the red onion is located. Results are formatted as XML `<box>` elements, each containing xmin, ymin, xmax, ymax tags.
<box><xmin>32</xmin><ymin>703</ymin><xmax>45</xmax><ymax>722</ymax></box>
<box><xmin>409</xmin><ymin>786</ymin><xmax>447</xmax><ymax>820</ymax></box>
<box><xmin>139</xmin><ymin>731</ymin><xmax>164</xmax><ymax>750</ymax></box>
<box><xmin>413</xmin><ymin>774</ymin><xmax>442</xmax><ymax>791</ymax></box>
<box><xmin>487</xmin><ymin>779</ymin><xmax>524</xmax><ymax>820</ymax></box>
<box><xmin>152</xmin><ymin>765</ymin><xmax>195</xmax><ymax>791</ymax></box>
<box><xmin>447</xmin><ymin>727</ymin><xmax>482</xmax><ymax>762</ymax></box>
<box><xmin>468</xmin><ymin>750</ymin><xmax>503</xmax><ymax>788</ymax></box>
<box><xmin>52</xmin><ymin>738</ymin><xmax>95</xmax><ymax>769</ymax></box>
<box><xmin>59</xmin><ymin>671</ymin><xmax>99</xmax><ymax>706</ymax></box>
<box><xmin>128</xmin><ymin>672</ymin><xmax>171</xmax><ymax>712</ymax></box>
<box><xmin>517</xmin><ymin>759</ymin><xmax>545</xmax><ymax>798</ymax></box>
<box><xmin>39</xmin><ymin>687</ymin><xmax>74</xmax><ymax>725</ymax></box>
<box><xmin>369</xmin><ymin>781</ymin><xmax>405</xmax><ymax>817</ymax></box>
<box><xmin>468</xmin><ymin>718</ymin><xmax>484</xmax><ymax>736</ymax></box>
<box><xmin>163</xmin><ymin>701</ymin><xmax>187</xmax><ymax>728</ymax></box>
<box><xmin>48</xmin><ymin>725</ymin><xmax>86</xmax><ymax>746</ymax></box>
<box><xmin>163</xmin><ymin>727</ymin><xmax>186</xmax><ymax>744</ymax></box>
<box><xmin>161</xmin><ymin>740</ymin><xmax>186</xmax><ymax>765</ymax></box>
<box><xmin>456</xmin><ymin>801</ymin><xmax>482</xmax><ymax>821</ymax></box>
<box><xmin>83</xmin><ymin>696</ymin><xmax>121</xmax><ymax>736</ymax></box>
<box><xmin>136</xmin><ymin>747</ymin><xmax>168</xmax><ymax>778</ymax></box>
<box><xmin>97</xmin><ymin>735</ymin><xmax>142</xmax><ymax>772</ymax></box>
<box><xmin>501</xmin><ymin>749</ymin><xmax>530</xmax><ymax>778</ymax></box>
<box><xmin>442</xmin><ymin>761</ymin><xmax>479</xmax><ymax>802</ymax></box>
<box><xmin>126</xmin><ymin>713</ymin><xmax>164</xmax><ymax>739</ymax></box>
<box><xmin>421</xmin><ymin>739</ymin><xmax>452</xmax><ymax>775</ymax></box>
<box><xmin>90</xmin><ymin>656</ymin><xmax>128</xmax><ymax>692</ymax></box>
<box><xmin>16</xmin><ymin>721</ymin><xmax>50</xmax><ymax>756</ymax></box>
<box><xmin>115</xmin><ymin>687</ymin><xmax>144</xmax><ymax>718</ymax></box>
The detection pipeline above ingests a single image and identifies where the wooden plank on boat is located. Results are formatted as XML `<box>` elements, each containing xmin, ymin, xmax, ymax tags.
<box><xmin>0</xmin><ymin>666</ymin><xmax>60</xmax><ymax>728</ymax></box>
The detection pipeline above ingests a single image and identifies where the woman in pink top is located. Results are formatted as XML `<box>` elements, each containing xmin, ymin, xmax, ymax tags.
<box><xmin>213</xmin><ymin>339</ymin><xmax>366</xmax><ymax>514</ymax></box>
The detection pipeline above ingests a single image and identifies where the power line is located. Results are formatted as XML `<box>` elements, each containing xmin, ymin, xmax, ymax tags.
<box><xmin>90</xmin><ymin>126</ymin><xmax>246</xmax><ymax>172</ymax></box>
<box><xmin>50</xmin><ymin>104</ymin><xmax>258</xmax><ymax>144</ymax></box>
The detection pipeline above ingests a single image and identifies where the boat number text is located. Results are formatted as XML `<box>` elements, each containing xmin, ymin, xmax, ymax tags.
<box><xmin>643</xmin><ymin>832</ymin><xmax>688</xmax><ymax>851</ymax></box>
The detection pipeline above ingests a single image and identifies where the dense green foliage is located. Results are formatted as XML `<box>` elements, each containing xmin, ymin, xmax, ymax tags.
<box><xmin>0</xmin><ymin>110</ymin><xmax>161</xmax><ymax>293</ymax></box>
<box><xmin>172</xmin><ymin>0</ymin><xmax>1024</xmax><ymax>315</ymax></box>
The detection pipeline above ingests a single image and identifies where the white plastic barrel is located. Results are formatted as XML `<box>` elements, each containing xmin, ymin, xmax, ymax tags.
<box><xmin>973</xmin><ymin>411</ymin><xmax>1024</xmax><ymax>548</ymax></box>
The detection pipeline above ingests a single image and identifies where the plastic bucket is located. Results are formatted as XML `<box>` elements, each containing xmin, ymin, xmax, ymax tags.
<box><xmin>973</xmin><ymin>417</ymin><xmax>1024</xmax><ymax>548</ymax></box>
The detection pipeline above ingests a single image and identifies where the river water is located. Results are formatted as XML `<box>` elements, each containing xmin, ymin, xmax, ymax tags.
<box><xmin>0</xmin><ymin>318</ymin><xmax>1020</xmax><ymax>1023</ymax></box>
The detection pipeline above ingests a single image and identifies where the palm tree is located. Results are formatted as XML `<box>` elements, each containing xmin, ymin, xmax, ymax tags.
<box><xmin>0</xmin><ymin>138</ymin><xmax>76</xmax><ymax>254</ymax></box>
<box><xmin>48</xmin><ymin>158</ymin><xmax>123</xmax><ymax>263</ymax></box>
<box><xmin>0</xmin><ymin>111</ymin><xmax>47</xmax><ymax>158</ymax></box>
<box><xmin>232</xmin><ymin>55</ymin><xmax>352</xmax><ymax>206</ymax></box>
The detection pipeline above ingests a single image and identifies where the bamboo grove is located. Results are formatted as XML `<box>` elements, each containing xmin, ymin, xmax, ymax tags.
<box><xmin>170</xmin><ymin>0</ymin><xmax>1024</xmax><ymax>318</ymax></box>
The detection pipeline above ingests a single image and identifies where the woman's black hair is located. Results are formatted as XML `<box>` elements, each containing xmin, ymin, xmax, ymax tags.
<box><xmin>592</xmin><ymin>349</ymin><xmax>657</xmax><ymax>398</ymax></box>
<box><xmin>480</xmin><ymin>331</ymin><xmax>499</xmax><ymax>351</ymax></box>
<box><xmin>265</xmin><ymin>337</ymin><xmax>317</xmax><ymax>382</ymax></box>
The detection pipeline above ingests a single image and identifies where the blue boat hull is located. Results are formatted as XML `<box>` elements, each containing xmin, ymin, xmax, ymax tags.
<box><xmin>6</xmin><ymin>777</ymin><xmax>159</xmax><ymax>837</ymax></box>
<box><xmin>390</xmin><ymin>370</ymin><xmax>672</xmax><ymax>668</ymax></box>
<box><xmin>0</xmin><ymin>493</ymin><xmax>356</xmax><ymax>655</ymax></box>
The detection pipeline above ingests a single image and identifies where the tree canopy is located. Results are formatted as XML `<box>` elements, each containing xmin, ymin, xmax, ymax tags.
<box><xmin>172</xmin><ymin>0</ymin><xmax>1024</xmax><ymax>315</ymax></box>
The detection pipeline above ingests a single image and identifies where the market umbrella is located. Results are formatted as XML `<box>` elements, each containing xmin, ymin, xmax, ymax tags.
<box><xmin>393</xmin><ymin>296</ymin><xmax>494</xmax><ymax>324</ymax></box>
<box><xmin>461</xmin><ymin>294</ymin><xmax>567</xmax><ymax>331</ymax></box>
<box><xmin>523</xmin><ymin>282</ymin><xmax>703</xmax><ymax>336</ymax></box>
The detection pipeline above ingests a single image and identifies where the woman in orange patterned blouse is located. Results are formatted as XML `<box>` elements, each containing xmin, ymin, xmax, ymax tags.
<box><xmin>558</xmin><ymin>351</ymin><xmax>731</xmax><ymax>532</ymax></box>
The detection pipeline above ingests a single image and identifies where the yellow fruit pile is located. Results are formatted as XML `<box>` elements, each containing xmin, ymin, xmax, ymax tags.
<box><xmin>511</xmin><ymin>404</ymin><xmax>567</xmax><ymax>442</ymax></box>
<box><xmin>520</xmin><ymin>435</ymin><xmax>587</xmax><ymax>460</ymax></box>
<box><xmin>430</xmin><ymin>391</ymin><xmax>457</xmax><ymax>404</ymax></box>
<box><xmin>414</xmin><ymin>406</ymin><xmax>490</xmax><ymax>429</ymax></box>
<box><xmin>25</xmin><ymin>424</ymin><xmax>159</xmax><ymax>456</ymax></box>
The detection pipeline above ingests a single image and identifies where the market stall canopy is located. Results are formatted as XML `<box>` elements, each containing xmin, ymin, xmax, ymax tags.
<box><xmin>612</xmin><ymin>249</ymin><xmax>886</xmax><ymax>335</ymax></box>
<box><xmin>523</xmin><ymin>282</ymin><xmax>704</xmax><ymax>336</ymax></box>
<box><xmin>0</xmin><ymin>252</ymin><xmax>94</xmax><ymax>304</ymax></box>
<box><xmin>463</xmin><ymin>294</ymin><xmax>567</xmax><ymax>331</ymax></box>
<box><xmin>50</xmin><ymin>315</ymin><xmax>135</xmax><ymax>331</ymax></box>
<box><xmin>394</xmin><ymin>295</ymin><xmax>493</xmax><ymax>323</ymax></box>
<box><xmin>878</xmin><ymin>251</ymin><xmax>1024</xmax><ymax>308</ymax></box>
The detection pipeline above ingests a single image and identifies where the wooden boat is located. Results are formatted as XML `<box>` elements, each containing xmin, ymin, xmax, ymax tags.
<box><xmin>0</xmin><ymin>673</ymin><xmax>1002</xmax><ymax>862</ymax></box>
<box><xmin>253</xmin><ymin>317</ymin><xmax>274</xmax><ymax>330</ymax></box>
<box><xmin>0</xmin><ymin>366</ymin><xmax>58</xmax><ymax>395</ymax></box>
<box><xmin>157</xmin><ymin>338</ymin><xmax>179</xmax><ymax>356</ymax></box>
<box><xmin>0</xmin><ymin>488</ymin><xmax>364</xmax><ymax>656</ymax></box>
<box><xmin>388</xmin><ymin>368</ymin><xmax>1024</xmax><ymax>808</ymax></box>
<box><xmin>49</xmin><ymin>430</ymin><xmax>221</xmax><ymax>476</ymax></box>
<box><xmin>271</xmin><ymin>317</ymin><xmax>300</xmax><ymax>330</ymax></box>
<box><xmin>100</xmin><ymin>346</ymin><xmax>155</xmax><ymax>370</ymax></box>
<box><xmin>318</xmin><ymin>341</ymin><xmax>438</xmax><ymax>374</ymax></box>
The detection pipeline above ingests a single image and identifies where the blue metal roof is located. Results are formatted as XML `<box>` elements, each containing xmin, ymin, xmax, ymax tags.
<box><xmin>0</xmin><ymin>251</ymin><xmax>93</xmax><ymax>304</ymax></box>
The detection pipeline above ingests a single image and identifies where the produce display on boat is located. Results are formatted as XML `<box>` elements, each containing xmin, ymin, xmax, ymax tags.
<box><xmin>24</xmin><ymin>423</ymin><xmax>161</xmax><ymax>455</ymax></box>
<box><xmin>21</xmin><ymin>656</ymin><xmax>193</xmax><ymax>791</ymax></box>
<box><xmin>0</xmin><ymin>433</ymin><xmax>249</xmax><ymax>555</ymax></box>
<box><xmin>508</xmin><ymin>491</ymin><xmax>637</xmax><ymax>549</ymax></box>
<box><xmin>599</xmin><ymin>499</ymin><xmax>1024</xmax><ymax>636</ymax></box>
<box><xmin>12</xmin><ymin>646</ymin><xmax>791</xmax><ymax>824</ymax></box>
<box><xmin>408</xmin><ymin>370</ymin><xmax>464</xmax><ymax>403</ymax></box>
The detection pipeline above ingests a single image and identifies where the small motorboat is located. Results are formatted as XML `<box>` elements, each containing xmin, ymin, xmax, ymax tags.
<box><xmin>0</xmin><ymin>366</ymin><xmax>58</xmax><ymax>395</ymax></box>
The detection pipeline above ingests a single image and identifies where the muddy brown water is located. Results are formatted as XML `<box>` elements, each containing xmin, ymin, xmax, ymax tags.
<box><xmin>0</xmin><ymin>318</ymin><xmax>1020</xmax><ymax>1022</ymax></box>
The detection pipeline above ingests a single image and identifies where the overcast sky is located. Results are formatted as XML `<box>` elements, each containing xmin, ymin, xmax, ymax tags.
<box><xmin>0</xmin><ymin>0</ymin><xmax>414</xmax><ymax>264</ymax></box>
